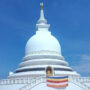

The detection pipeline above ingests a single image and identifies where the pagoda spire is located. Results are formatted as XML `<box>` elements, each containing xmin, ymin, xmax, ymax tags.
<box><xmin>36</xmin><ymin>2</ymin><xmax>50</xmax><ymax>31</ymax></box>
<box><xmin>37</xmin><ymin>2</ymin><xmax>47</xmax><ymax>24</ymax></box>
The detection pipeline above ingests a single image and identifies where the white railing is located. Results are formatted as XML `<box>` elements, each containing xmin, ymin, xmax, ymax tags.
<box><xmin>69</xmin><ymin>76</ymin><xmax>90</xmax><ymax>83</ymax></box>
<box><xmin>19</xmin><ymin>77</ymin><xmax>46</xmax><ymax>90</ymax></box>
<box><xmin>0</xmin><ymin>78</ymin><xmax>34</xmax><ymax>85</ymax></box>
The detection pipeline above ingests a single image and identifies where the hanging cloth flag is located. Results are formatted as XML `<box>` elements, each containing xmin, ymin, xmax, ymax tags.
<box><xmin>46</xmin><ymin>76</ymin><xmax>68</xmax><ymax>88</ymax></box>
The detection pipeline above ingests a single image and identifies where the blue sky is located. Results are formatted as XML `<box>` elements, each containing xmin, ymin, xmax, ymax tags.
<box><xmin>0</xmin><ymin>0</ymin><xmax>90</xmax><ymax>78</ymax></box>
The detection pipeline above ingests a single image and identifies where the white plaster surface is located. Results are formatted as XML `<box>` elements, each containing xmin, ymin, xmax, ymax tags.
<box><xmin>0</xmin><ymin>82</ymin><xmax>84</xmax><ymax>90</ymax></box>
<box><xmin>0</xmin><ymin>84</ymin><xmax>25</xmax><ymax>90</ymax></box>
<box><xmin>25</xmin><ymin>30</ymin><xmax>61</xmax><ymax>56</ymax></box>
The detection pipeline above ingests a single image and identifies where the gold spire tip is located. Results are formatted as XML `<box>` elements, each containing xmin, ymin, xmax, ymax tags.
<box><xmin>40</xmin><ymin>2</ymin><xmax>43</xmax><ymax>10</ymax></box>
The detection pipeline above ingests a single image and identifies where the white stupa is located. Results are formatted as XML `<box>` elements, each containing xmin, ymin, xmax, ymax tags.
<box><xmin>8</xmin><ymin>2</ymin><xmax>79</xmax><ymax>79</ymax></box>
<box><xmin>0</xmin><ymin>3</ymin><xmax>90</xmax><ymax>90</ymax></box>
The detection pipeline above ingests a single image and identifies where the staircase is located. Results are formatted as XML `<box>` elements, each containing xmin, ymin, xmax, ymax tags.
<box><xmin>19</xmin><ymin>76</ymin><xmax>90</xmax><ymax>90</ymax></box>
<box><xmin>19</xmin><ymin>77</ymin><xmax>46</xmax><ymax>90</ymax></box>
<box><xmin>69</xmin><ymin>77</ymin><xmax>90</xmax><ymax>90</ymax></box>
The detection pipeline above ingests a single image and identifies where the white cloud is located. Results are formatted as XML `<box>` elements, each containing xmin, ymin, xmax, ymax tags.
<box><xmin>71</xmin><ymin>54</ymin><xmax>90</xmax><ymax>76</ymax></box>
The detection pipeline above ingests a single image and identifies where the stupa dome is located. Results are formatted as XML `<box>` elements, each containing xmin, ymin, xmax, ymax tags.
<box><xmin>25</xmin><ymin>30</ymin><xmax>61</xmax><ymax>56</ymax></box>
<box><xmin>25</xmin><ymin>3</ymin><xmax>61</xmax><ymax>56</ymax></box>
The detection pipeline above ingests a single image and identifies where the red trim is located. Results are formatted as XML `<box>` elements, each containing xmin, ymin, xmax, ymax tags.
<box><xmin>47</xmin><ymin>84</ymin><xmax>68</xmax><ymax>88</ymax></box>
<box><xmin>47</xmin><ymin>80</ymin><xmax>68</xmax><ymax>83</ymax></box>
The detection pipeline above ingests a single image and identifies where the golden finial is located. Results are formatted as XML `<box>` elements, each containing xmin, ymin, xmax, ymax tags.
<box><xmin>40</xmin><ymin>2</ymin><xmax>43</xmax><ymax>10</ymax></box>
